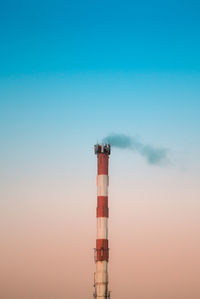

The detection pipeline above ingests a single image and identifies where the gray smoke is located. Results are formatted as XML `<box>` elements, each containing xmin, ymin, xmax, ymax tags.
<box><xmin>102</xmin><ymin>133</ymin><xmax>168</xmax><ymax>165</ymax></box>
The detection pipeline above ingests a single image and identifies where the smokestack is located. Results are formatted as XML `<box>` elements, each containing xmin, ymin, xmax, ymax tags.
<box><xmin>94</xmin><ymin>144</ymin><xmax>111</xmax><ymax>299</ymax></box>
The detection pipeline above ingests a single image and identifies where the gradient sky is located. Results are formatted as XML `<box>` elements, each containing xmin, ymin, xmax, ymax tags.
<box><xmin>0</xmin><ymin>1</ymin><xmax>200</xmax><ymax>299</ymax></box>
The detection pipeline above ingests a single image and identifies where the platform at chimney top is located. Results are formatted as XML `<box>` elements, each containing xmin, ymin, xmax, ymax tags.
<box><xmin>94</xmin><ymin>144</ymin><xmax>111</xmax><ymax>155</ymax></box>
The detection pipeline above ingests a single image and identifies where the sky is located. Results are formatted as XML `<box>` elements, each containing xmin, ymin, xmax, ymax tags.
<box><xmin>0</xmin><ymin>1</ymin><xmax>200</xmax><ymax>298</ymax></box>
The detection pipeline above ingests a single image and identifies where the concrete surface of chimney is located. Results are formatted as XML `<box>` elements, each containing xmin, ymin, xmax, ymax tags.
<box><xmin>94</xmin><ymin>144</ymin><xmax>111</xmax><ymax>299</ymax></box>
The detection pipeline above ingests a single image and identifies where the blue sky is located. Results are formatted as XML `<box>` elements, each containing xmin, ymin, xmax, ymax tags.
<box><xmin>0</xmin><ymin>0</ymin><xmax>200</xmax><ymax>229</ymax></box>
<box><xmin>0</xmin><ymin>0</ymin><xmax>200</xmax><ymax>75</ymax></box>
<box><xmin>0</xmin><ymin>0</ymin><xmax>200</xmax><ymax>170</ymax></box>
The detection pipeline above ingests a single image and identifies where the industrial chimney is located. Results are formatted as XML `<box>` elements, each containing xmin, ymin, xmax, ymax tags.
<box><xmin>94</xmin><ymin>144</ymin><xmax>111</xmax><ymax>299</ymax></box>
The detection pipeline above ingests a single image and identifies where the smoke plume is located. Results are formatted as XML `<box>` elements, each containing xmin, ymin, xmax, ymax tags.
<box><xmin>102</xmin><ymin>133</ymin><xmax>168</xmax><ymax>165</ymax></box>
